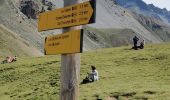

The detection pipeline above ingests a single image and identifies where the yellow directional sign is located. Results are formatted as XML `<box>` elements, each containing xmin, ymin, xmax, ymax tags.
<box><xmin>38</xmin><ymin>0</ymin><xmax>96</xmax><ymax>32</ymax></box>
<box><xmin>44</xmin><ymin>30</ymin><xmax>83</xmax><ymax>55</ymax></box>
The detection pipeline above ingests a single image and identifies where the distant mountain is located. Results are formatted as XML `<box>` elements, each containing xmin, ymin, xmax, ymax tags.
<box><xmin>116</xmin><ymin>0</ymin><xmax>149</xmax><ymax>10</ymax></box>
<box><xmin>115</xmin><ymin>0</ymin><xmax>170</xmax><ymax>42</ymax></box>
<box><xmin>116</xmin><ymin>0</ymin><xmax>170</xmax><ymax>24</ymax></box>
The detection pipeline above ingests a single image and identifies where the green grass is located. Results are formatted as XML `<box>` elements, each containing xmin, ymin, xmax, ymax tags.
<box><xmin>84</xmin><ymin>26</ymin><xmax>136</xmax><ymax>48</ymax></box>
<box><xmin>0</xmin><ymin>43</ymin><xmax>170</xmax><ymax>100</ymax></box>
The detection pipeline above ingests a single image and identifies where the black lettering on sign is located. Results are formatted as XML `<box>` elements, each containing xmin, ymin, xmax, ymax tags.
<box><xmin>56</xmin><ymin>16</ymin><xmax>62</xmax><ymax>20</ymax></box>
<box><xmin>48</xmin><ymin>36</ymin><xmax>62</xmax><ymax>41</ymax></box>
<box><xmin>84</xmin><ymin>11</ymin><xmax>88</xmax><ymax>15</ymax></box>
<box><xmin>72</xmin><ymin>6</ymin><xmax>77</xmax><ymax>10</ymax></box>
<box><xmin>79</xmin><ymin>4</ymin><xmax>83</xmax><ymax>9</ymax></box>
<box><xmin>48</xmin><ymin>42</ymin><xmax>60</xmax><ymax>46</ymax></box>
<box><xmin>63</xmin><ymin>14</ymin><xmax>72</xmax><ymax>19</ymax></box>
<box><xmin>72</xmin><ymin>13</ymin><xmax>77</xmax><ymax>17</ymax></box>
<box><xmin>79</xmin><ymin>11</ymin><xmax>88</xmax><ymax>15</ymax></box>
<box><xmin>84</xmin><ymin>4</ymin><xmax>89</xmax><ymax>8</ymax></box>
<box><xmin>56</xmin><ymin>14</ymin><xmax>72</xmax><ymax>21</ymax></box>
<box><xmin>79</xmin><ymin>17</ymin><xmax>88</xmax><ymax>22</ymax></box>
<box><xmin>71</xmin><ymin>19</ymin><xmax>77</xmax><ymax>23</ymax></box>
<box><xmin>61</xmin><ymin>10</ymin><xmax>64</xmax><ymax>13</ymax></box>
<box><xmin>61</xmin><ymin>20</ymin><xmax>71</xmax><ymax>25</ymax></box>
<box><xmin>64</xmin><ymin>8</ymin><xmax>72</xmax><ymax>12</ymax></box>
<box><xmin>79</xmin><ymin>3</ymin><xmax>89</xmax><ymax>8</ymax></box>
<box><xmin>62</xmin><ymin>35</ymin><xmax>69</xmax><ymax>39</ymax></box>
<box><xmin>54</xmin><ymin>42</ymin><xmax>60</xmax><ymax>46</ymax></box>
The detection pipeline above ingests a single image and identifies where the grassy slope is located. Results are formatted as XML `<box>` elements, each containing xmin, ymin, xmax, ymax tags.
<box><xmin>84</xmin><ymin>26</ymin><xmax>136</xmax><ymax>50</ymax></box>
<box><xmin>0</xmin><ymin>43</ymin><xmax>170</xmax><ymax>100</ymax></box>
<box><xmin>0</xmin><ymin>24</ymin><xmax>42</xmax><ymax>57</ymax></box>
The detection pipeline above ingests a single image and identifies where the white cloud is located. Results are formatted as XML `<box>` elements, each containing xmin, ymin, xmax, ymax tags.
<box><xmin>143</xmin><ymin>0</ymin><xmax>170</xmax><ymax>11</ymax></box>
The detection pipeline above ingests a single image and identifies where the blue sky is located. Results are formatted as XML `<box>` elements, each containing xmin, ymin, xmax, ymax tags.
<box><xmin>143</xmin><ymin>0</ymin><xmax>170</xmax><ymax>11</ymax></box>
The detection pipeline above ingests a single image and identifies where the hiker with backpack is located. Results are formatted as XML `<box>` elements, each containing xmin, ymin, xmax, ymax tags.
<box><xmin>133</xmin><ymin>36</ymin><xmax>139</xmax><ymax>50</ymax></box>
<box><xmin>132</xmin><ymin>36</ymin><xmax>145</xmax><ymax>50</ymax></box>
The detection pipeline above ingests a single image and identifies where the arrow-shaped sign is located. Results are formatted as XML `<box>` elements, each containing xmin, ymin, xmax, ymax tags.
<box><xmin>38</xmin><ymin>0</ymin><xmax>96</xmax><ymax>32</ymax></box>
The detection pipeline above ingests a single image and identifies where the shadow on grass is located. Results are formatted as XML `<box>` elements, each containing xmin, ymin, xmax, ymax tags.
<box><xmin>109</xmin><ymin>91</ymin><xmax>136</xmax><ymax>99</ymax></box>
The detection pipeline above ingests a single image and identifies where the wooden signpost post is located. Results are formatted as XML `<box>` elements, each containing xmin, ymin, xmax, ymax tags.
<box><xmin>38</xmin><ymin>0</ymin><xmax>96</xmax><ymax>100</ymax></box>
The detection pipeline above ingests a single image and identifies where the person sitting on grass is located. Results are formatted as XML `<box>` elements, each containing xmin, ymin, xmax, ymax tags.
<box><xmin>6</xmin><ymin>56</ymin><xmax>12</xmax><ymax>63</ymax></box>
<box><xmin>1</xmin><ymin>56</ymin><xmax>17</xmax><ymax>64</ymax></box>
<box><xmin>81</xmin><ymin>65</ymin><xmax>99</xmax><ymax>84</ymax></box>
<box><xmin>139</xmin><ymin>38</ymin><xmax>145</xmax><ymax>49</ymax></box>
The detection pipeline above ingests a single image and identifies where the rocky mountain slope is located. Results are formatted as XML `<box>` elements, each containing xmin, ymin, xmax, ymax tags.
<box><xmin>116</xmin><ymin>0</ymin><xmax>170</xmax><ymax>24</ymax></box>
<box><xmin>115</xmin><ymin>0</ymin><xmax>170</xmax><ymax>42</ymax></box>
<box><xmin>0</xmin><ymin>0</ymin><xmax>43</xmax><ymax>51</ymax></box>
<box><xmin>0</xmin><ymin>0</ymin><xmax>170</xmax><ymax>55</ymax></box>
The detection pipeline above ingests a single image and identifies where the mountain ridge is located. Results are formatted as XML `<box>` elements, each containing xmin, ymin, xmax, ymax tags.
<box><xmin>116</xmin><ymin>0</ymin><xmax>170</xmax><ymax>24</ymax></box>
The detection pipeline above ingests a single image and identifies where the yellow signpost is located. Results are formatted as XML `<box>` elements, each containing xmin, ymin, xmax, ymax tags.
<box><xmin>38</xmin><ymin>0</ymin><xmax>96</xmax><ymax>32</ymax></box>
<box><xmin>44</xmin><ymin>29</ymin><xmax>83</xmax><ymax>55</ymax></box>
<box><xmin>38</xmin><ymin>1</ymin><xmax>96</xmax><ymax>99</ymax></box>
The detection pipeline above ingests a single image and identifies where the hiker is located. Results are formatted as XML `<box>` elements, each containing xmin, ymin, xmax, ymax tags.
<box><xmin>139</xmin><ymin>38</ymin><xmax>145</xmax><ymax>49</ymax></box>
<box><xmin>81</xmin><ymin>65</ymin><xmax>99</xmax><ymax>84</ymax></box>
<box><xmin>133</xmin><ymin>36</ymin><xmax>139</xmax><ymax>50</ymax></box>
<box><xmin>3</xmin><ymin>56</ymin><xmax>17</xmax><ymax>63</ymax></box>
<box><xmin>6</xmin><ymin>56</ymin><xmax>12</xmax><ymax>63</ymax></box>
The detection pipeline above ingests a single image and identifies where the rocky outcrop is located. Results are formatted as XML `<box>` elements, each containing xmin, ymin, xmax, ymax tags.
<box><xmin>19</xmin><ymin>0</ymin><xmax>39</xmax><ymax>19</ymax></box>
<box><xmin>133</xmin><ymin>13</ymin><xmax>170</xmax><ymax>42</ymax></box>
